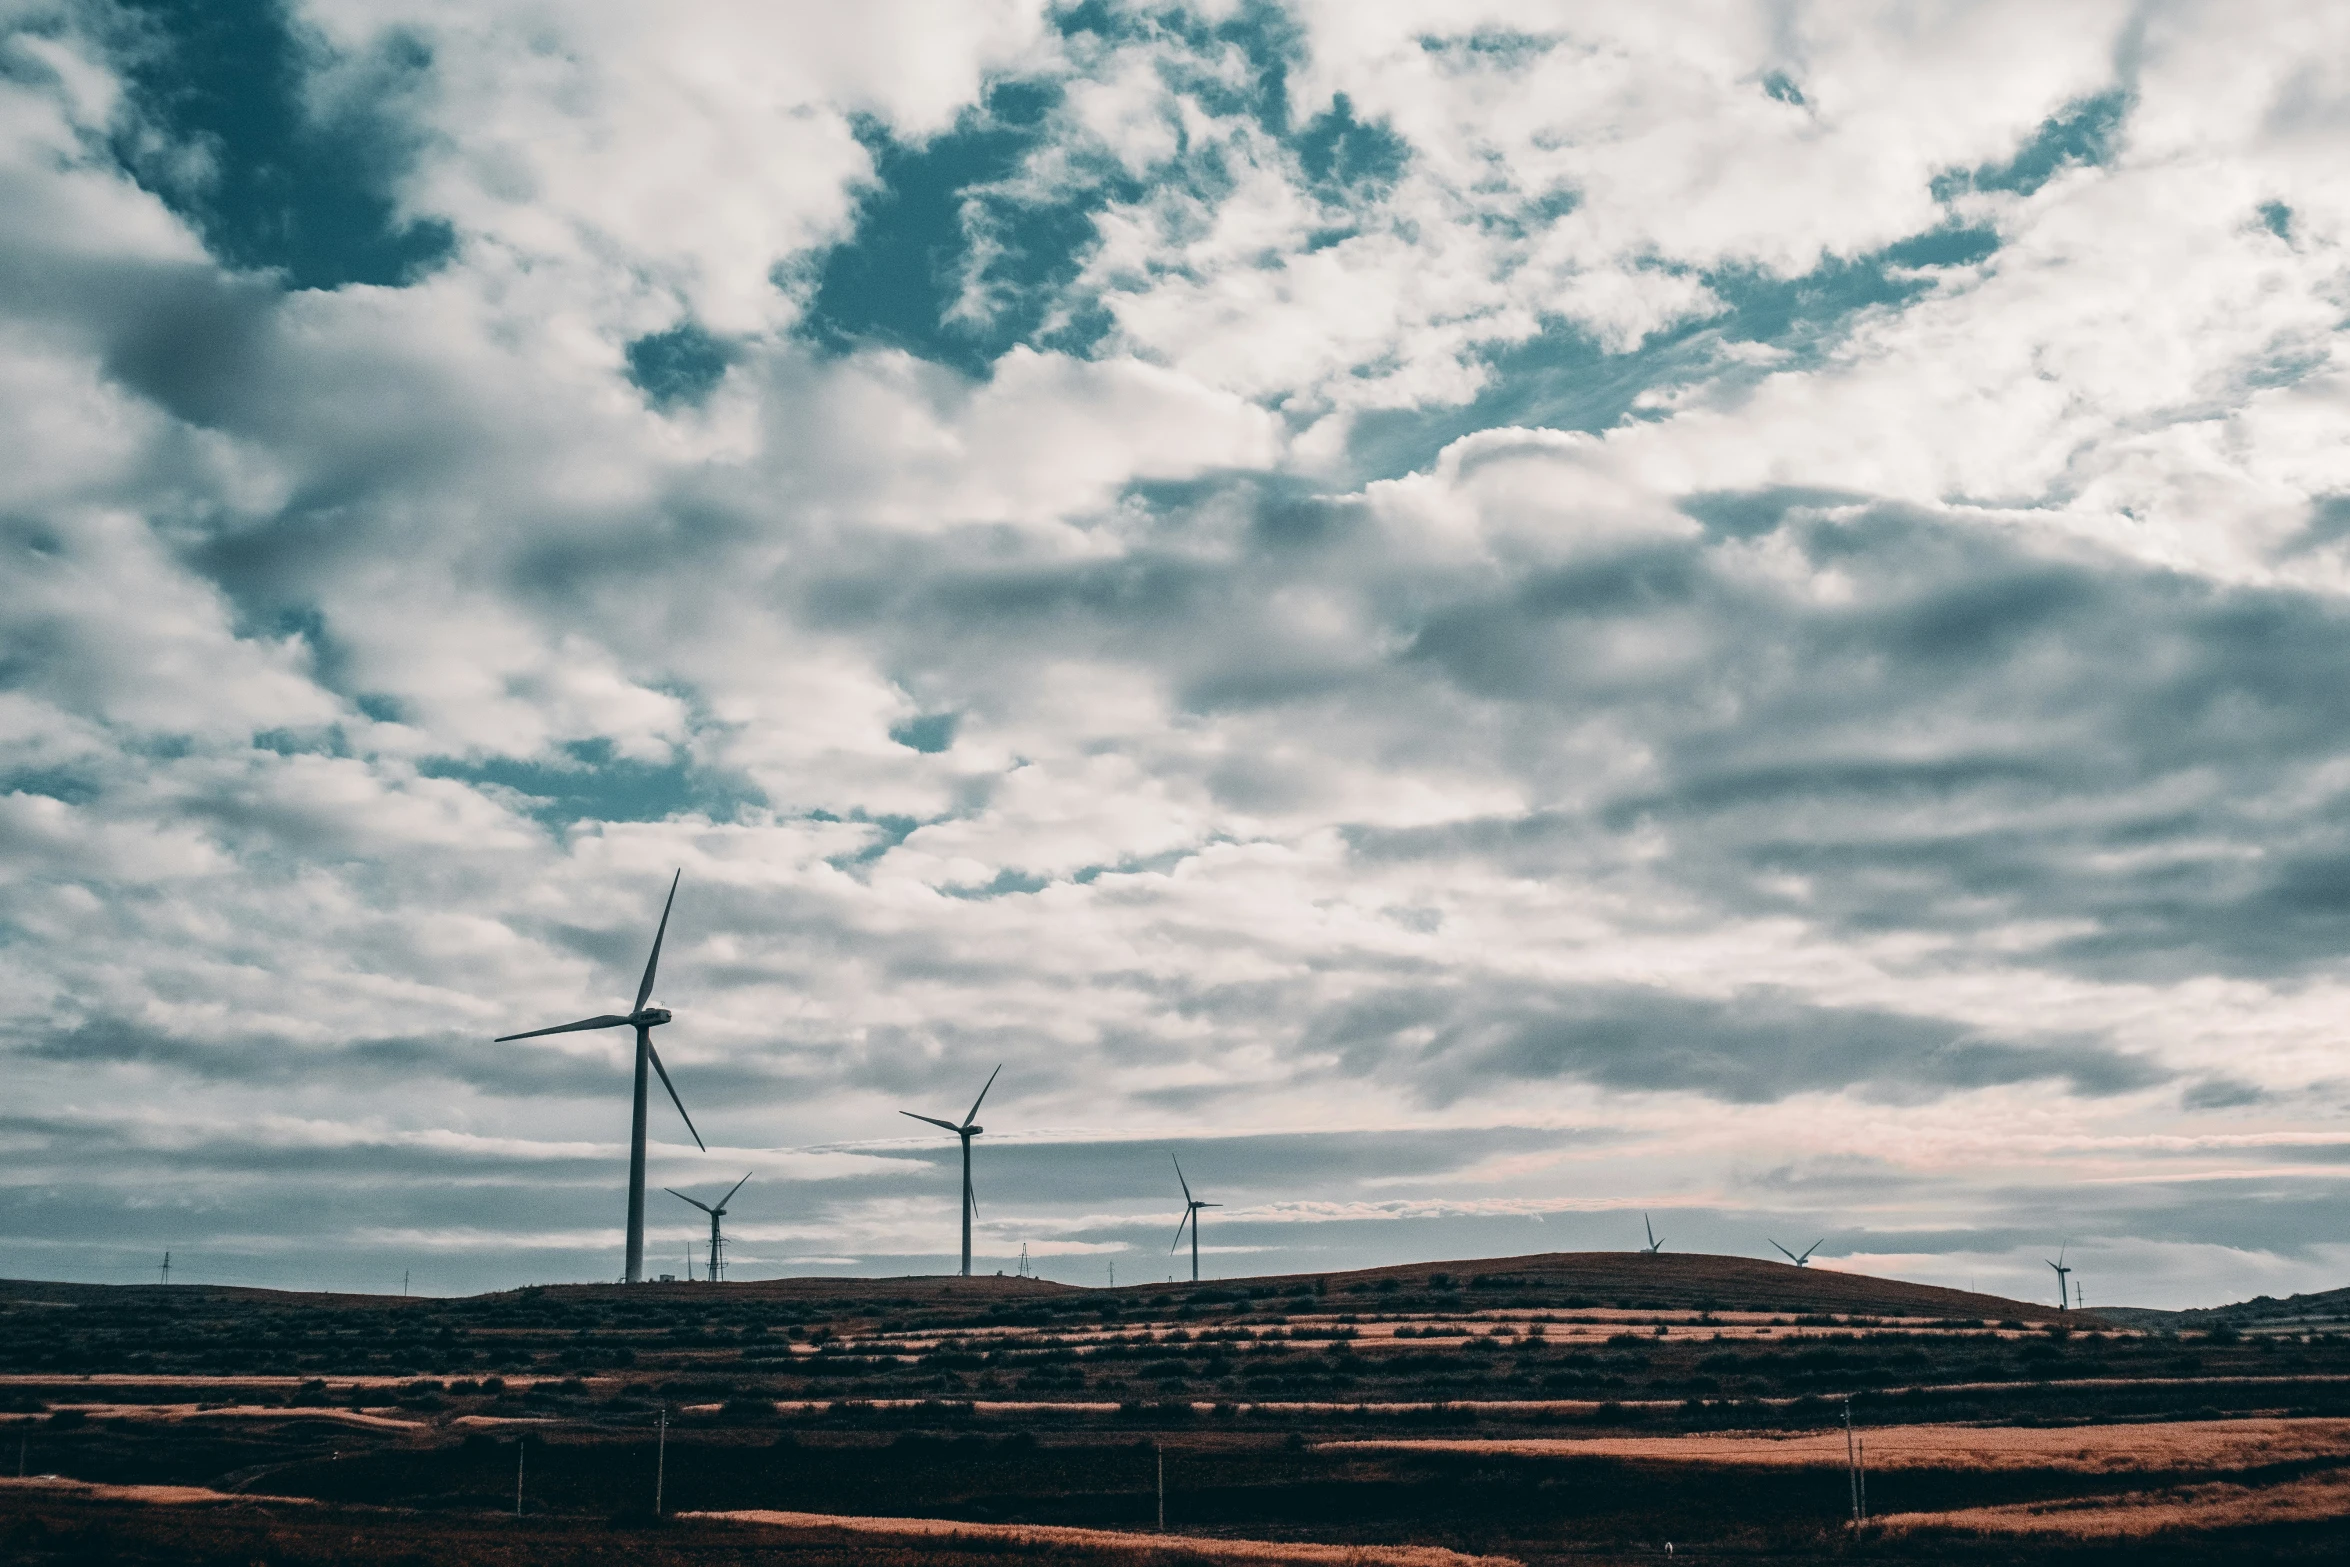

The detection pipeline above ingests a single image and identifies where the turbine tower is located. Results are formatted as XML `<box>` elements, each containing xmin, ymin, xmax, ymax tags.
<box><xmin>495</xmin><ymin>869</ymin><xmax>705</xmax><ymax>1285</ymax></box>
<box><xmin>2047</xmin><ymin>1243</ymin><xmax>2072</xmax><ymax>1312</ymax></box>
<box><xmin>1642</xmin><ymin>1215</ymin><xmax>1665</xmax><ymax>1254</ymax></box>
<box><xmin>668</xmin><ymin>1172</ymin><xmax>751</xmax><ymax>1283</ymax></box>
<box><xmin>1170</xmin><ymin>1156</ymin><xmax>1221</xmax><ymax>1283</ymax></box>
<box><xmin>1771</xmin><ymin>1238</ymin><xmax>1823</xmax><ymax>1268</ymax></box>
<box><xmin>900</xmin><ymin>1065</ymin><xmax>1000</xmax><ymax>1277</ymax></box>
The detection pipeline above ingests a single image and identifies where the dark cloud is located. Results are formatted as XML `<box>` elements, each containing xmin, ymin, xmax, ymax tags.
<box><xmin>1307</xmin><ymin>981</ymin><xmax>2164</xmax><ymax>1106</ymax></box>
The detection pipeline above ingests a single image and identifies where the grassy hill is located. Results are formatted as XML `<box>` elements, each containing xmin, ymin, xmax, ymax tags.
<box><xmin>4</xmin><ymin>1250</ymin><xmax>2076</xmax><ymax>1324</ymax></box>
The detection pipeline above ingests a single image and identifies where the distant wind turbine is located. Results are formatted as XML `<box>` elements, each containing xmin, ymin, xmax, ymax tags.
<box><xmin>1170</xmin><ymin>1156</ymin><xmax>1221</xmax><ymax>1283</ymax></box>
<box><xmin>1642</xmin><ymin>1215</ymin><xmax>1665</xmax><ymax>1255</ymax></box>
<box><xmin>900</xmin><ymin>1065</ymin><xmax>1000</xmax><ymax>1277</ymax></box>
<box><xmin>2047</xmin><ymin>1243</ymin><xmax>2072</xmax><ymax>1312</ymax></box>
<box><xmin>1771</xmin><ymin>1239</ymin><xmax>1823</xmax><ymax>1268</ymax></box>
<box><xmin>494</xmin><ymin>869</ymin><xmax>704</xmax><ymax>1285</ymax></box>
<box><xmin>668</xmin><ymin>1172</ymin><xmax>751</xmax><ymax>1284</ymax></box>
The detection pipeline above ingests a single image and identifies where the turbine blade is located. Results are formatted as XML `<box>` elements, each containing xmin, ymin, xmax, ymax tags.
<box><xmin>1200</xmin><ymin>1203</ymin><xmax>1222</xmax><ymax>1209</ymax></box>
<box><xmin>720</xmin><ymin>1171</ymin><xmax>752</xmax><ymax>1208</ymax></box>
<box><xmin>1170</xmin><ymin>1210</ymin><xmax>1192</xmax><ymax>1251</ymax></box>
<box><xmin>900</xmin><ymin>1111</ymin><xmax>962</xmax><ymax>1133</ymax></box>
<box><xmin>1172</xmin><ymin>1154</ymin><xmax>1193</xmax><ymax>1205</ymax></box>
<box><xmin>1771</xmin><ymin>1240</ymin><xmax>1797</xmax><ymax>1262</ymax></box>
<box><xmin>1803</xmin><ymin>1240</ymin><xmax>1823</xmax><ymax>1262</ymax></box>
<box><xmin>645</xmin><ymin>1038</ymin><xmax>705</xmax><ymax>1151</ymax></box>
<box><xmin>494</xmin><ymin>1014</ymin><xmax>631</xmax><ymax>1041</ymax></box>
<box><xmin>634</xmin><ymin>868</ymin><xmax>681</xmax><ymax>1013</ymax></box>
<box><xmin>666</xmin><ymin>1190</ymin><xmax>714</xmax><ymax>1213</ymax></box>
<box><xmin>963</xmin><ymin>1063</ymin><xmax>1002</xmax><ymax>1128</ymax></box>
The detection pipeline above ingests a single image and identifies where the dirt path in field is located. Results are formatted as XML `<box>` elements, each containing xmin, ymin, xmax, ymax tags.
<box><xmin>1325</xmin><ymin>1416</ymin><xmax>2350</xmax><ymax>1473</ymax></box>
<box><xmin>690</xmin><ymin>1508</ymin><xmax>1519</xmax><ymax>1566</ymax></box>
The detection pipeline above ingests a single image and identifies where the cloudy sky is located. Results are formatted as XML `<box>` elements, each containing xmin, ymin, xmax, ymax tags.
<box><xmin>4</xmin><ymin>1</ymin><xmax>2348</xmax><ymax>1307</ymax></box>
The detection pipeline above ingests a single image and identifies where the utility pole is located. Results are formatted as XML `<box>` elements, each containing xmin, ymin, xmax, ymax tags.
<box><xmin>159</xmin><ymin>1252</ymin><xmax>170</xmax><ymax>1286</ymax></box>
<box><xmin>403</xmin><ymin>1270</ymin><xmax>410</xmax><ymax>1297</ymax></box>
<box><xmin>1156</xmin><ymin>1442</ymin><xmax>1165</xmax><ymax>1532</ymax></box>
<box><xmin>654</xmin><ymin>1406</ymin><xmax>668</xmax><ymax>1516</ymax></box>
<box><xmin>1843</xmin><ymin>1397</ymin><xmax>1861</xmax><ymax>1526</ymax></box>
<box><xmin>515</xmin><ymin>1441</ymin><xmax>525</xmax><ymax>1517</ymax></box>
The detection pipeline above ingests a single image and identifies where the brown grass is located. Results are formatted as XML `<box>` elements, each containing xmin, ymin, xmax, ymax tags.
<box><xmin>1326</xmin><ymin>1417</ymin><xmax>2350</xmax><ymax>1473</ymax></box>
<box><xmin>6</xmin><ymin>1402</ymin><xmax>424</xmax><ymax>1430</ymax></box>
<box><xmin>1877</xmin><ymin>1467</ymin><xmax>2350</xmax><ymax>1537</ymax></box>
<box><xmin>690</xmin><ymin>1509</ymin><xmax>1520</xmax><ymax>1567</ymax></box>
<box><xmin>0</xmin><ymin>1476</ymin><xmax>315</xmax><ymax>1508</ymax></box>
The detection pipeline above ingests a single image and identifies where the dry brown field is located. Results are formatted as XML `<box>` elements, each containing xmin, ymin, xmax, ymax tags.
<box><xmin>1326</xmin><ymin>1414</ymin><xmax>2350</xmax><ymax>1472</ymax></box>
<box><xmin>5</xmin><ymin>1253</ymin><xmax>2347</xmax><ymax>1563</ymax></box>
<box><xmin>689</xmin><ymin>1507</ymin><xmax>1523</xmax><ymax>1566</ymax></box>
<box><xmin>1877</xmin><ymin>1468</ymin><xmax>2350</xmax><ymax>1538</ymax></box>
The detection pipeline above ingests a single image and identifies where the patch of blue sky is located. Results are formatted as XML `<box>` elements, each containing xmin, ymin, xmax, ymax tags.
<box><xmin>820</xmin><ymin>812</ymin><xmax>927</xmax><ymax>869</ymax></box>
<box><xmin>1677</xmin><ymin>486</ymin><xmax>1869</xmax><ymax>542</ymax></box>
<box><xmin>1934</xmin><ymin>89</ymin><xmax>2129</xmax><ymax>200</ymax></box>
<box><xmin>0</xmin><ymin>766</ymin><xmax>104</xmax><ymax>806</ymax></box>
<box><xmin>939</xmin><ymin>866</ymin><xmax>1052</xmax><ymax>899</ymax></box>
<box><xmin>101</xmin><ymin>0</ymin><xmax>452</xmax><ymax>290</ymax></box>
<box><xmin>1292</xmin><ymin>92</ymin><xmax>1410</xmax><ymax>202</ymax></box>
<box><xmin>1059</xmin><ymin>0</ymin><xmax>1304</xmax><ymax>134</ymax></box>
<box><xmin>1334</xmin><ymin>90</ymin><xmax>2114</xmax><ymax>481</ymax></box>
<box><xmin>1344</xmin><ymin>222</ymin><xmax>2000</xmax><ymax>484</ymax></box>
<box><xmin>418</xmin><ymin>739</ymin><xmax>764</xmax><ymax>834</ymax></box>
<box><xmin>801</xmin><ymin>80</ymin><xmax>1133</xmax><ymax>377</ymax></box>
<box><xmin>1070</xmin><ymin>845</ymin><xmax>1201</xmax><ymax>883</ymax></box>
<box><xmin>251</xmin><ymin>723</ymin><xmax>352</xmax><ymax>759</ymax></box>
<box><xmin>1417</xmin><ymin>28</ymin><xmax>1560</xmax><ymax>67</ymax></box>
<box><xmin>888</xmin><ymin>713</ymin><xmax>958</xmax><ymax>754</ymax></box>
<box><xmin>624</xmin><ymin>322</ymin><xmax>735</xmax><ymax>410</ymax></box>
<box><xmin>803</xmin><ymin>1</ymin><xmax>1404</xmax><ymax>381</ymax></box>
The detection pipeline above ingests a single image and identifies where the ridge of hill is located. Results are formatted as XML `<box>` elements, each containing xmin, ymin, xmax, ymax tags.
<box><xmin>3</xmin><ymin>1251</ymin><xmax>2076</xmax><ymax>1323</ymax></box>
<box><xmin>1177</xmin><ymin>1251</ymin><xmax>2075</xmax><ymax>1323</ymax></box>
<box><xmin>2099</xmin><ymin>1282</ymin><xmax>2350</xmax><ymax>1332</ymax></box>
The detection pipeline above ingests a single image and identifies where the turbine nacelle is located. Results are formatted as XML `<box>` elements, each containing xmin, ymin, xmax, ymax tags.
<box><xmin>635</xmin><ymin>1007</ymin><xmax>672</xmax><ymax>1026</ymax></box>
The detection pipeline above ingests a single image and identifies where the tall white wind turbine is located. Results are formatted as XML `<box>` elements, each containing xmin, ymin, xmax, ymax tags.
<box><xmin>900</xmin><ymin>1065</ymin><xmax>1001</xmax><ymax>1277</ymax></box>
<box><xmin>494</xmin><ymin>870</ymin><xmax>704</xmax><ymax>1285</ymax></box>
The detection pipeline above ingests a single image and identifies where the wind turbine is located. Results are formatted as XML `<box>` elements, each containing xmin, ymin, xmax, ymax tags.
<box><xmin>1170</xmin><ymin>1156</ymin><xmax>1221</xmax><ymax>1283</ymax></box>
<box><xmin>1771</xmin><ymin>1239</ymin><xmax>1823</xmax><ymax>1267</ymax></box>
<box><xmin>900</xmin><ymin>1065</ymin><xmax>1000</xmax><ymax>1278</ymax></box>
<box><xmin>1641</xmin><ymin>1215</ymin><xmax>1665</xmax><ymax>1255</ymax></box>
<box><xmin>2047</xmin><ymin>1243</ymin><xmax>2072</xmax><ymax>1312</ymax></box>
<box><xmin>668</xmin><ymin>1172</ymin><xmax>751</xmax><ymax>1284</ymax></box>
<box><xmin>495</xmin><ymin>869</ymin><xmax>704</xmax><ymax>1285</ymax></box>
